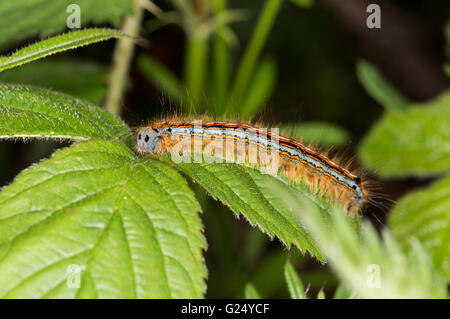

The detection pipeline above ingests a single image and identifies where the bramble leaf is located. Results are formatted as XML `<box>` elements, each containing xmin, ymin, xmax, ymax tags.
<box><xmin>281</xmin><ymin>121</ymin><xmax>350</xmax><ymax>148</ymax></box>
<box><xmin>240</xmin><ymin>57</ymin><xmax>276</xmax><ymax>119</ymax></box>
<box><xmin>137</xmin><ymin>55</ymin><xmax>184</xmax><ymax>102</ymax></box>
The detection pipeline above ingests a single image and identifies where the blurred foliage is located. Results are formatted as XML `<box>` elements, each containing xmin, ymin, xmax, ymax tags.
<box><xmin>271</xmin><ymin>182</ymin><xmax>447</xmax><ymax>298</ymax></box>
<box><xmin>139</xmin><ymin>0</ymin><xmax>281</xmax><ymax>118</ymax></box>
<box><xmin>0</xmin><ymin>140</ymin><xmax>207</xmax><ymax>298</ymax></box>
<box><xmin>244</xmin><ymin>283</ymin><xmax>262</xmax><ymax>299</ymax></box>
<box><xmin>0</xmin><ymin>83</ymin><xmax>128</xmax><ymax>141</ymax></box>
<box><xmin>281</xmin><ymin>121</ymin><xmax>350</xmax><ymax>148</ymax></box>
<box><xmin>284</xmin><ymin>261</ymin><xmax>306</xmax><ymax>299</ymax></box>
<box><xmin>332</xmin><ymin>284</ymin><xmax>354</xmax><ymax>299</ymax></box>
<box><xmin>166</xmin><ymin>159</ymin><xmax>329</xmax><ymax>261</ymax></box>
<box><xmin>0</xmin><ymin>0</ymin><xmax>449</xmax><ymax>299</ymax></box>
<box><xmin>445</xmin><ymin>20</ymin><xmax>450</xmax><ymax>58</ymax></box>
<box><xmin>289</xmin><ymin>0</ymin><xmax>314</xmax><ymax>9</ymax></box>
<box><xmin>356</xmin><ymin>59</ymin><xmax>409</xmax><ymax>111</ymax></box>
<box><xmin>389</xmin><ymin>176</ymin><xmax>450</xmax><ymax>281</ymax></box>
<box><xmin>357</xmin><ymin>25</ymin><xmax>450</xmax><ymax>285</ymax></box>
<box><xmin>137</xmin><ymin>55</ymin><xmax>186</xmax><ymax>103</ymax></box>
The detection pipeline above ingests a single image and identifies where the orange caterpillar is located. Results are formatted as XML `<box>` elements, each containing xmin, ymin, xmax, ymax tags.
<box><xmin>135</xmin><ymin>118</ymin><xmax>370</xmax><ymax>214</ymax></box>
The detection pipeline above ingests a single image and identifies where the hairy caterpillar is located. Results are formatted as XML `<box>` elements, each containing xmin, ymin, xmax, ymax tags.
<box><xmin>135</xmin><ymin>118</ymin><xmax>369</xmax><ymax>214</ymax></box>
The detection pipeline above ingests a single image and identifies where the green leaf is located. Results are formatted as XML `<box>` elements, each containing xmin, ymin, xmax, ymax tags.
<box><xmin>240</xmin><ymin>57</ymin><xmax>276</xmax><ymax>119</ymax></box>
<box><xmin>137</xmin><ymin>55</ymin><xmax>184</xmax><ymax>102</ymax></box>
<box><xmin>0</xmin><ymin>0</ymin><xmax>132</xmax><ymax>47</ymax></box>
<box><xmin>211</xmin><ymin>0</ymin><xmax>231</xmax><ymax>115</ymax></box>
<box><xmin>272</xmin><ymin>181</ymin><xmax>447</xmax><ymax>298</ymax></box>
<box><xmin>0</xmin><ymin>28</ymin><xmax>126</xmax><ymax>72</ymax></box>
<box><xmin>0</xmin><ymin>58</ymin><xmax>108</xmax><ymax>103</ymax></box>
<box><xmin>281</xmin><ymin>122</ymin><xmax>350</xmax><ymax>148</ymax></box>
<box><xmin>332</xmin><ymin>284</ymin><xmax>355</xmax><ymax>299</ymax></box>
<box><xmin>250</xmin><ymin>249</ymin><xmax>304</xmax><ymax>297</ymax></box>
<box><xmin>244</xmin><ymin>283</ymin><xmax>262</xmax><ymax>299</ymax></box>
<box><xmin>389</xmin><ymin>175</ymin><xmax>450</xmax><ymax>281</ymax></box>
<box><xmin>169</xmin><ymin>161</ymin><xmax>325</xmax><ymax>261</ymax></box>
<box><xmin>359</xmin><ymin>90</ymin><xmax>450</xmax><ymax>177</ymax></box>
<box><xmin>284</xmin><ymin>261</ymin><xmax>306</xmax><ymax>299</ymax></box>
<box><xmin>289</xmin><ymin>0</ymin><xmax>314</xmax><ymax>9</ymax></box>
<box><xmin>356</xmin><ymin>59</ymin><xmax>409</xmax><ymax>111</ymax></box>
<box><xmin>317</xmin><ymin>288</ymin><xmax>325</xmax><ymax>299</ymax></box>
<box><xmin>0</xmin><ymin>140</ymin><xmax>206</xmax><ymax>298</ymax></box>
<box><xmin>230</xmin><ymin>0</ymin><xmax>282</xmax><ymax>102</ymax></box>
<box><xmin>0</xmin><ymin>83</ymin><xmax>128</xmax><ymax>141</ymax></box>
<box><xmin>445</xmin><ymin>20</ymin><xmax>450</xmax><ymax>58</ymax></box>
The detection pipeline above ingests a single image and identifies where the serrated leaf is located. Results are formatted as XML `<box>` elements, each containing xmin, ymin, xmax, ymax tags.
<box><xmin>0</xmin><ymin>140</ymin><xmax>206</xmax><ymax>298</ymax></box>
<box><xmin>332</xmin><ymin>284</ymin><xmax>355</xmax><ymax>299</ymax></box>
<box><xmin>0</xmin><ymin>58</ymin><xmax>108</xmax><ymax>103</ymax></box>
<box><xmin>359</xmin><ymin>90</ymin><xmax>450</xmax><ymax>177</ymax></box>
<box><xmin>281</xmin><ymin>122</ymin><xmax>350</xmax><ymax>148</ymax></box>
<box><xmin>273</xmin><ymin>181</ymin><xmax>447</xmax><ymax>298</ymax></box>
<box><xmin>244</xmin><ymin>283</ymin><xmax>261</xmax><ymax>299</ymax></box>
<box><xmin>284</xmin><ymin>261</ymin><xmax>306</xmax><ymax>299</ymax></box>
<box><xmin>317</xmin><ymin>288</ymin><xmax>325</xmax><ymax>299</ymax></box>
<box><xmin>0</xmin><ymin>0</ymin><xmax>132</xmax><ymax>47</ymax></box>
<box><xmin>0</xmin><ymin>28</ymin><xmax>126</xmax><ymax>72</ymax></box>
<box><xmin>0</xmin><ymin>83</ymin><xmax>128</xmax><ymax>141</ymax></box>
<box><xmin>356</xmin><ymin>59</ymin><xmax>408</xmax><ymax>111</ymax></box>
<box><xmin>389</xmin><ymin>176</ymin><xmax>450</xmax><ymax>281</ymax></box>
<box><xmin>230</xmin><ymin>0</ymin><xmax>282</xmax><ymax>103</ymax></box>
<box><xmin>170</xmin><ymin>161</ymin><xmax>324</xmax><ymax>261</ymax></box>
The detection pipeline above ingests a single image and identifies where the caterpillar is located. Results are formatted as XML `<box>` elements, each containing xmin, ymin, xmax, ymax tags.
<box><xmin>135</xmin><ymin>118</ymin><xmax>369</xmax><ymax>214</ymax></box>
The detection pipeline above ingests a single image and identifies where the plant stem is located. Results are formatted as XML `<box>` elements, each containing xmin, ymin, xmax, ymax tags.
<box><xmin>105</xmin><ymin>0</ymin><xmax>144</xmax><ymax>116</ymax></box>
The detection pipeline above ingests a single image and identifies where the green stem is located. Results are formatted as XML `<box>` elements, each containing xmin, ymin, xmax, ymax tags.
<box><xmin>212</xmin><ymin>0</ymin><xmax>230</xmax><ymax>115</ymax></box>
<box><xmin>183</xmin><ymin>0</ymin><xmax>209</xmax><ymax>113</ymax></box>
<box><xmin>184</xmin><ymin>35</ymin><xmax>208</xmax><ymax>110</ymax></box>
<box><xmin>105</xmin><ymin>0</ymin><xmax>144</xmax><ymax>116</ymax></box>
